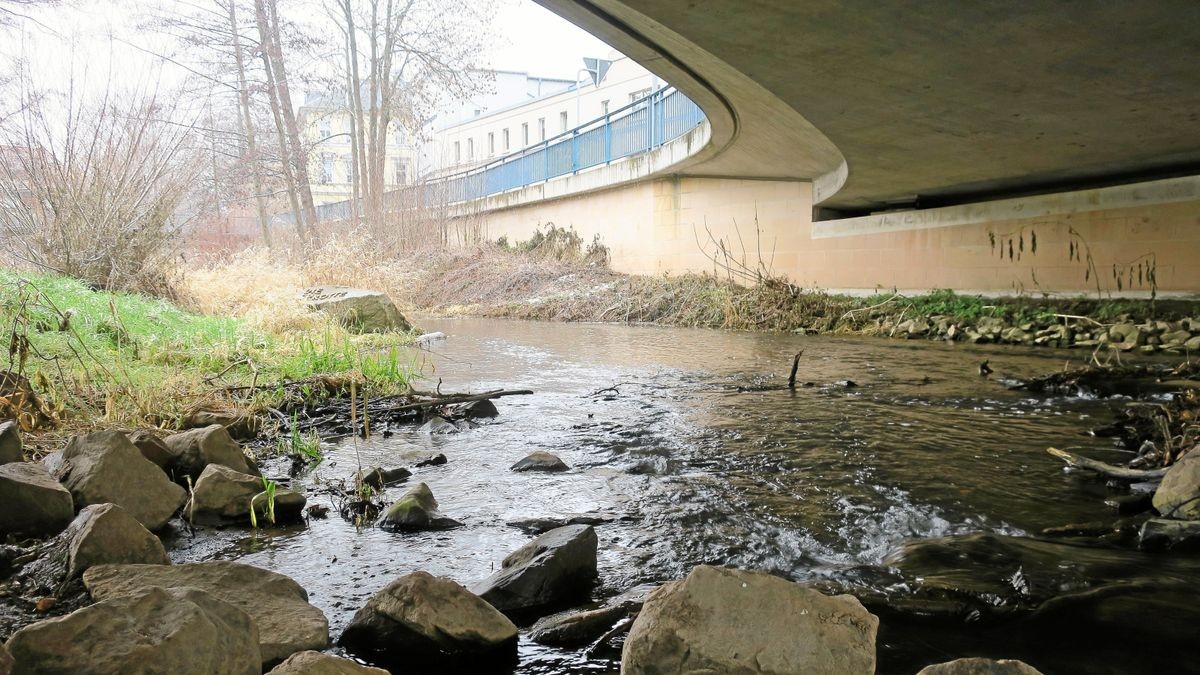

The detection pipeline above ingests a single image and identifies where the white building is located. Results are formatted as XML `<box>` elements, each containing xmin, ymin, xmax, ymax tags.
<box><xmin>426</xmin><ymin>55</ymin><xmax>660</xmax><ymax>176</ymax></box>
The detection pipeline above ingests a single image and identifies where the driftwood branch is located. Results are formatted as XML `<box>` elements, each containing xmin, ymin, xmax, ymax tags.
<box><xmin>787</xmin><ymin>351</ymin><xmax>803</xmax><ymax>389</ymax></box>
<box><xmin>1046</xmin><ymin>447</ymin><xmax>1169</xmax><ymax>480</ymax></box>
<box><xmin>375</xmin><ymin>389</ymin><xmax>533</xmax><ymax>413</ymax></box>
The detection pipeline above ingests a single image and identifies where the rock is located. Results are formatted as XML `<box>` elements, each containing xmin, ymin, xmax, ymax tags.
<box><xmin>267</xmin><ymin>651</ymin><xmax>388</xmax><ymax>675</ymax></box>
<box><xmin>414</xmin><ymin>331</ymin><xmax>446</xmax><ymax>345</ymax></box>
<box><xmin>126</xmin><ymin>430</ymin><xmax>173</xmax><ymax>470</ymax></box>
<box><xmin>1152</xmin><ymin>450</ymin><xmax>1200</xmax><ymax>519</ymax></box>
<box><xmin>1186</xmin><ymin>335</ymin><xmax>1200</xmax><ymax>352</ymax></box>
<box><xmin>163</xmin><ymin>424</ymin><xmax>259</xmax><ymax>482</ymax></box>
<box><xmin>1138</xmin><ymin>518</ymin><xmax>1200</xmax><ymax>552</ymax></box>
<box><xmin>460</xmin><ymin>398</ymin><xmax>499</xmax><ymax>418</ymax></box>
<box><xmin>339</xmin><ymin>571</ymin><xmax>517</xmax><ymax>669</ymax></box>
<box><xmin>420</xmin><ymin>416</ymin><xmax>457</xmax><ymax>434</ymax></box>
<box><xmin>83</xmin><ymin>560</ymin><xmax>330</xmax><ymax>665</ymax></box>
<box><xmin>188</xmin><ymin>464</ymin><xmax>306</xmax><ymax>525</ymax></box>
<box><xmin>0</xmin><ymin>462</ymin><xmax>73</xmax><ymax>538</ymax></box>
<box><xmin>357</xmin><ymin>466</ymin><xmax>411</xmax><ymax>489</ymax></box>
<box><xmin>183</xmin><ymin>408</ymin><xmax>262</xmax><ymax>439</ymax></box>
<box><xmin>917</xmin><ymin>657</ymin><xmax>1044</xmax><ymax>674</ymax></box>
<box><xmin>0</xmin><ymin>642</ymin><xmax>10</xmax><ymax>675</ymax></box>
<box><xmin>472</xmin><ymin>524</ymin><xmax>598</xmax><ymax>617</ymax></box>
<box><xmin>1162</xmin><ymin>329</ymin><xmax>1192</xmax><ymax>346</ymax></box>
<box><xmin>20</xmin><ymin>504</ymin><xmax>168</xmax><ymax>586</ymax></box>
<box><xmin>5</xmin><ymin>586</ymin><xmax>260</xmax><ymax>675</ymax></box>
<box><xmin>0</xmin><ymin>421</ymin><xmax>22</xmax><ymax>464</ymax></box>
<box><xmin>377</xmin><ymin>483</ymin><xmax>460</xmax><ymax>531</ymax></box>
<box><xmin>48</xmin><ymin>431</ymin><xmax>186</xmax><ymax>531</ymax></box>
<box><xmin>530</xmin><ymin>584</ymin><xmax>657</xmax><ymax>647</ymax></box>
<box><xmin>414</xmin><ymin>453</ymin><xmax>447</xmax><ymax>467</ymax></box>
<box><xmin>622</xmin><ymin>565</ymin><xmax>878</xmax><ymax>675</ymax></box>
<box><xmin>301</xmin><ymin>286</ymin><xmax>411</xmax><ymax>333</ymax></box>
<box><xmin>507</xmin><ymin>513</ymin><xmax>615</xmax><ymax>535</ymax></box>
<box><xmin>510</xmin><ymin>451</ymin><xmax>569</xmax><ymax>473</ymax></box>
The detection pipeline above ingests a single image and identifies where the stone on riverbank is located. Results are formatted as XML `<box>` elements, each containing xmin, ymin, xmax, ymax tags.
<box><xmin>19</xmin><ymin>503</ymin><xmax>168</xmax><ymax>587</ymax></box>
<box><xmin>339</xmin><ymin>571</ymin><xmax>517</xmax><ymax>669</ymax></box>
<box><xmin>1138</xmin><ymin>518</ymin><xmax>1200</xmax><ymax>551</ymax></box>
<box><xmin>163</xmin><ymin>424</ymin><xmax>259</xmax><ymax>482</ymax></box>
<box><xmin>917</xmin><ymin>658</ymin><xmax>1043</xmax><ymax>674</ymax></box>
<box><xmin>5</xmin><ymin>586</ymin><xmax>260</xmax><ymax>675</ymax></box>
<box><xmin>472</xmin><ymin>524</ymin><xmax>598</xmax><ymax>617</ymax></box>
<box><xmin>47</xmin><ymin>431</ymin><xmax>186</xmax><ymax>531</ymax></box>
<box><xmin>357</xmin><ymin>466</ymin><xmax>411</xmax><ymax>489</ymax></box>
<box><xmin>622</xmin><ymin>565</ymin><xmax>878</xmax><ymax>675</ymax></box>
<box><xmin>0</xmin><ymin>462</ymin><xmax>73</xmax><ymax>538</ymax></box>
<box><xmin>126</xmin><ymin>429</ymin><xmax>174</xmax><ymax>470</ymax></box>
<box><xmin>530</xmin><ymin>584</ymin><xmax>656</xmax><ymax>647</ymax></box>
<box><xmin>377</xmin><ymin>483</ymin><xmax>460</xmax><ymax>531</ymax></box>
<box><xmin>0</xmin><ymin>421</ymin><xmax>22</xmax><ymax>464</ymax></box>
<box><xmin>267</xmin><ymin>651</ymin><xmax>388</xmax><ymax>674</ymax></box>
<box><xmin>83</xmin><ymin>560</ymin><xmax>329</xmax><ymax>666</ymax></box>
<box><xmin>183</xmin><ymin>407</ymin><xmax>262</xmax><ymax>439</ymax></box>
<box><xmin>302</xmin><ymin>286</ymin><xmax>411</xmax><ymax>333</ymax></box>
<box><xmin>188</xmin><ymin>464</ymin><xmax>306</xmax><ymax>525</ymax></box>
<box><xmin>1152</xmin><ymin>450</ymin><xmax>1200</xmax><ymax>519</ymax></box>
<box><xmin>510</xmin><ymin>451</ymin><xmax>569</xmax><ymax>472</ymax></box>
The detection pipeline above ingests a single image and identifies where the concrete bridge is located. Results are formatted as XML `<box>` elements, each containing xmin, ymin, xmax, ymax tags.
<box><xmin>456</xmin><ymin>2</ymin><xmax>1200</xmax><ymax>295</ymax></box>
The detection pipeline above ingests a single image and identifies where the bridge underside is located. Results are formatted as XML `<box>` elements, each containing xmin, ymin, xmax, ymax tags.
<box><xmin>537</xmin><ymin>1</ymin><xmax>1200</xmax><ymax>216</ymax></box>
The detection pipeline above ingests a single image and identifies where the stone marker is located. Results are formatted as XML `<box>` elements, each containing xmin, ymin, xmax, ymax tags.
<box><xmin>302</xmin><ymin>286</ymin><xmax>411</xmax><ymax>333</ymax></box>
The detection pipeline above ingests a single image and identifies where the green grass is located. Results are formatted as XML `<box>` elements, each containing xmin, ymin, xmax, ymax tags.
<box><xmin>0</xmin><ymin>269</ymin><xmax>418</xmax><ymax>429</ymax></box>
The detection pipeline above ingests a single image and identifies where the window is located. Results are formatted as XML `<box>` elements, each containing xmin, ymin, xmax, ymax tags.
<box><xmin>601</xmin><ymin>100</ymin><xmax>609</xmax><ymax>115</ymax></box>
<box><xmin>318</xmin><ymin>118</ymin><xmax>332</xmax><ymax>139</ymax></box>
<box><xmin>454</xmin><ymin>141</ymin><xmax>461</xmax><ymax>163</ymax></box>
<box><xmin>467</xmin><ymin>138</ymin><xmax>474</xmax><ymax>159</ymax></box>
<box><xmin>560</xmin><ymin>111</ymin><xmax>569</xmax><ymax>132</ymax></box>
<box><xmin>392</xmin><ymin>158</ymin><xmax>407</xmax><ymax>185</ymax></box>
<box><xmin>317</xmin><ymin>155</ymin><xmax>333</xmax><ymax>184</ymax></box>
<box><xmin>487</xmin><ymin>132</ymin><xmax>495</xmax><ymax>156</ymax></box>
<box><xmin>629</xmin><ymin>88</ymin><xmax>652</xmax><ymax>103</ymax></box>
<box><xmin>390</xmin><ymin>125</ymin><xmax>404</xmax><ymax>145</ymax></box>
<box><xmin>538</xmin><ymin>118</ymin><xmax>546</xmax><ymax>141</ymax></box>
<box><xmin>503</xmin><ymin>128</ymin><xmax>510</xmax><ymax>152</ymax></box>
<box><xmin>521</xmin><ymin>122</ymin><xmax>529</xmax><ymax>146</ymax></box>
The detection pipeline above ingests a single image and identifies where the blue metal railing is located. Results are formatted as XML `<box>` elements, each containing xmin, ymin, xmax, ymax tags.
<box><xmin>290</xmin><ymin>85</ymin><xmax>705</xmax><ymax>224</ymax></box>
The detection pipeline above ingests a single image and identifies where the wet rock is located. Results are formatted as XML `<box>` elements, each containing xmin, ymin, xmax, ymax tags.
<box><xmin>1186</xmin><ymin>335</ymin><xmax>1200</xmax><ymax>351</ymax></box>
<box><xmin>183</xmin><ymin>408</ymin><xmax>262</xmax><ymax>439</ymax></box>
<box><xmin>460</xmin><ymin>398</ymin><xmax>499</xmax><ymax>418</ymax></box>
<box><xmin>510</xmin><ymin>451</ymin><xmax>569</xmax><ymax>473</ymax></box>
<box><xmin>472</xmin><ymin>524</ymin><xmax>598</xmax><ymax>617</ymax></box>
<box><xmin>414</xmin><ymin>331</ymin><xmax>446</xmax><ymax>345</ymax></box>
<box><xmin>302</xmin><ymin>286</ymin><xmax>411</xmax><ymax>333</ymax></box>
<box><xmin>0</xmin><ymin>462</ymin><xmax>73</xmax><ymax>538</ymax></box>
<box><xmin>377</xmin><ymin>483</ymin><xmax>461</xmax><ymax>531</ymax></box>
<box><xmin>917</xmin><ymin>657</ymin><xmax>1044</xmax><ymax>674</ymax></box>
<box><xmin>83</xmin><ymin>560</ymin><xmax>330</xmax><ymax>665</ymax></box>
<box><xmin>530</xmin><ymin>584</ymin><xmax>656</xmax><ymax>647</ymax></box>
<box><xmin>0</xmin><ymin>641</ymin><xmax>10</xmax><ymax>674</ymax></box>
<box><xmin>267</xmin><ymin>650</ymin><xmax>388</xmax><ymax>674</ymax></box>
<box><xmin>187</xmin><ymin>464</ymin><xmax>306</xmax><ymax>525</ymax></box>
<box><xmin>48</xmin><ymin>431</ymin><xmax>186</xmax><ymax>531</ymax></box>
<box><xmin>622</xmin><ymin>565</ymin><xmax>877</xmax><ymax>675</ymax></box>
<box><xmin>126</xmin><ymin>429</ymin><xmax>173</xmax><ymax>470</ymax></box>
<box><xmin>20</xmin><ymin>503</ymin><xmax>168</xmax><ymax>587</ymax></box>
<box><xmin>339</xmin><ymin>571</ymin><xmax>517</xmax><ymax>669</ymax></box>
<box><xmin>5</xmin><ymin>586</ymin><xmax>260</xmax><ymax>675</ymax></box>
<box><xmin>420</xmin><ymin>416</ymin><xmax>458</xmax><ymax>434</ymax></box>
<box><xmin>1138</xmin><ymin>518</ymin><xmax>1200</xmax><ymax>551</ymax></box>
<box><xmin>507</xmin><ymin>513</ymin><xmax>615</xmax><ymax>535</ymax></box>
<box><xmin>357</xmin><ymin>466</ymin><xmax>411</xmax><ymax>489</ymax></box>
<box><xmin>163</xmin><ymin>424</ymin><xmax>259</xmax><ymax>481</ymax></box>
<box><xmin>1151</xmin><ymin>449</ymin><xmax>1200</xmax><ymax>519</ymax></box>
<box><xmin>414</xmin><ymin>453</ymin><xmax>447</xmax><ymax>467</ymax></box>
<box><xmin>0</xmin><ymin>421</ymin><xmax>22</xmax><ymax>464</ymax></box>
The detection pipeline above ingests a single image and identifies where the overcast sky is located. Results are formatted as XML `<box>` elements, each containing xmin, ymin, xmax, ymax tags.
<box><xmin>490</xmin><ymin>1</ymin><xmax>620</xmax><ymax>79</ymax></box>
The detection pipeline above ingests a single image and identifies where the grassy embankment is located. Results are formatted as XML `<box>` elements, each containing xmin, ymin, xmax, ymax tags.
<box><xmin>0</xmin><ymin>268</ymin><xmax>418</xmax><ymax>449</ymax></box>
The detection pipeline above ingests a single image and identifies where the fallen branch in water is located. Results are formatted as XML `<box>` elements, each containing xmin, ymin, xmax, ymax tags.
<box><xmin>787</xmin><ymin>351</ymin><xmax>804</xmax><ymax>389</ymax></box>
<box><xmin>1046</xmin><ymin>447</ymin><xmax>1169</xmax><ymax>480</ymax></box>
<box><xmin>375</xmin><ymin>389</ymin><xmax>533</xmax><ymax>413</ymax></box>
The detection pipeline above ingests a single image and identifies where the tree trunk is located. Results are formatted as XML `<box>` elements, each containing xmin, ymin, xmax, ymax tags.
<box><xmin>228</xmin><ymin>0</ymin><xmax>273</xmax><ymax>248</ymax></box>
<box><xmin>253</xmin><ymin>0</ymin><xmax>305</xmax><ymax>241</ymax></box>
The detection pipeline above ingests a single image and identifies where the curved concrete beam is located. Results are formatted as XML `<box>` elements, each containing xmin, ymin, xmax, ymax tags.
<box><xmin>538</xmin><ymin>1</ymin><xmax>1200</xmax><ymax>213</ymax></box>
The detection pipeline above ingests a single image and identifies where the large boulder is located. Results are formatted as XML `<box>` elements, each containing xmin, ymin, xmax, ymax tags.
<box><xmin>162</xmin><ymin>425</ymin><xmax>258</xmax><ymax>482</ymax></box>
<box><xmin>917</xmin><ymin>658</ymin><xmax>1044</xmax><ymax>674</ymax></box>
<box><xmin>510</xmin><ymin>451</ymin><xmax>569</xmax><ymax>473</ymax></box>
<box><xmin>1152</xmin><ymin>450</ymin><xmax>1200</xmax><ymax>519</ymax></box>
<box><xmin>339</xmin><ymin>571</ymin><xmax>517</xmax><ymax>669</ymax></box>
<box><xmin>20</xmin><ymin>503</ymin><xmax>168</xmax><ymax>587</ymax></box>
<box><xmin>266</xmin><ymin>651</ymin><xmax>388</xmax><ymax>675</ymax></box>
<box><xmin>187</xmin><ymin>464</ymin><xmax>306</xmax><ymax>525</ymax></box>
<box><xmin>126</xmin><ymin>429</ymin><xmax>174</xmax><ymax>470</ymax></box>
<box><xmin>48</xmin><ymin>431</ymin><xmax>186</xmax><ymax>531</ymax></box>
<box><xmin>622</xmin><ymin>565</ymin><xmax>878</xmax><ymax>675</ymax></box>
<box><xmin>83</xmin><ymin>560</ymin><xmax>329</xmax><ymax>666</ymax></box>
<box><xmin>5</xmin><ymin>586</ymin><xmax>260</xmax><ymax>675</ymax></box>
<box><xmin>377</xmin><ymin>483</ymin><xmax>460</xmax><ymax>532</ymax></box>
<box><xmin>301</xmin><ymin>286</ymin><xmax>412</xmax><ymax>333</ymax></box>
<box><xmin>0</xmin><ymin>462</ymin><xmax>74</xmax><ymax>539</ymax></box>
<box><xmin>472</xmin><ymin>524</ymin><xmax>598</xmax><ymax>617</ymax></box>
<box><xmin>0</xmin><ymin>421</ymin><xmax>22</xmax><ymax>464</ymax></box>
<box><xmin>1139</xmin><ymin>518</ymin><xmax>1200</xmax><ymax>551</ymax></box>
<box><xmin>0</xmin><ymin>640</ymin><xmax>11</xmax><ymax>675</ymax></box>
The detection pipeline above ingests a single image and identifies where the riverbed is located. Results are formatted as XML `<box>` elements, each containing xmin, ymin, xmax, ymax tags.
<box><xmin>169</xmin><ymin>317</ymin><xmax>1200</xmax><ymax>674</ymax></box>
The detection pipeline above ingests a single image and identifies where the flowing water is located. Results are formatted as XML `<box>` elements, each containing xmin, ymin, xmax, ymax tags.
<box><xmin>171</xmin><ymin>318</ymin><xmax>1200</xmax><ymax>674</ymax></box>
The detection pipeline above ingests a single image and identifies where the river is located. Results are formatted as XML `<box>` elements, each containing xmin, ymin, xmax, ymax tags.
<box><xmin>171</xmin><ymin>317</ymin><xmax>1200</xmax><ymax>674</ymax></box>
